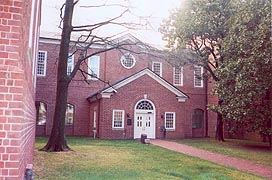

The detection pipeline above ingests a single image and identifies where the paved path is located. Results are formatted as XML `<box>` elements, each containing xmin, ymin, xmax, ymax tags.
<box><xmin>150</xmin><ymin>139</ymin><xmax>272</xmax><ymax>179</ymax></box>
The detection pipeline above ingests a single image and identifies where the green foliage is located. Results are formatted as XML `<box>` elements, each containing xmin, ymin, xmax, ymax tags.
<box><xmin>214</xmin><ymin>0</ymin><xmax>272</xmax><ymax>136</ymax></box>
<box><xmin>160</xmin><ymin>0</ymin><xmax>237</xmax><ymax>79</ymax></box>
<box><xmin>161</xmin><ymin>0</ymin><xmax>272</xmax><ymax>139</ymax></box>
<box><xmin>160</xmin><ymin>0</ymin><xmax>239</xmax><ymax>141</ymax></box>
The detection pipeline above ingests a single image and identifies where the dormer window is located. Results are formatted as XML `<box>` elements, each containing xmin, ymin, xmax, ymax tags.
<box><xmin>120</xmin><ymin>53</ymin><xmax>136</xmax><ymax>69</ymax></box>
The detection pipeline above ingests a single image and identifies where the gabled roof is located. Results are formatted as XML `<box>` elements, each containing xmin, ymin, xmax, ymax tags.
<box><xmin>88</xmin><ymin>68</ymin><xmax>189</xmax><ymax>103</ymax></box>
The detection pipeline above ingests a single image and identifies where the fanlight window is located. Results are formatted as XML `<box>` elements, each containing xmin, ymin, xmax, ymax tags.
<box><xmin>136</xmin><ymin>100</ymin><xmax>153</xmax><ymax>110</ymax></box>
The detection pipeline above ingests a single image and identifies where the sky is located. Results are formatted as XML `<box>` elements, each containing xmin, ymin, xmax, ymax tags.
<box><xmin>40</xmin><ymin>0</ymin><xmax>182</xmax><ymax>49</ymax></box>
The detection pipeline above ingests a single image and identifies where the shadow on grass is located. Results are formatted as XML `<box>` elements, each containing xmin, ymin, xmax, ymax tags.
<box><xmin>223</xmin><ymin>139</ymin><xmax>271</xmax><ymax>151</ymax></box>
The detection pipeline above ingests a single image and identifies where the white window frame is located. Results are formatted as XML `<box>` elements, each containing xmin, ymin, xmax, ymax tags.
<box><xmin>173</xmin><ymin>66</ymin><xmax>183</xmax><ymax>86</ymax></box>
<box><xmin>67</xmin><ymin>54</ymin><xmax>74</xmax><ymax>75</ymax></box>
<box><xmin>165</xmin><ymin>112</ymin><xmax>176</xmax><ymax>130</ymax></box>
<box><xmin>37</xmin><ymin>50</ymin><xmax>47</xmax><ymax>77</ymax></box>
<box><xmin>112</xmin><ymin>110</ymin><xmax>124</xmax><ymax>129</ymax></box>
<box><xmin>120</xmin><ymin>53</ymin><xmax>136</xmax><ymax>69</ymax></box>
<box><xmin>152</xmin><ymin>61</ymin><xmax>162</xmax><ymax>76</ymax></box>
<box><xmin>93</xmin><ymin>111</ymin><xmax>97</xmax><ymax>129</ymax></box>
<box><xmin>65</xmin><ymin>103</ymin><xmax>74</xmax><ymax>125</ymax></box>
<box><xmin>88</xmin><ymin>56</ymin><xmax>100</xmax><ymax>80</ymax></box>
<box><xmin>37</xmin><ymin>101</ymin><xmax>46</xmax><ymax>125</ymax></box>
<box><xmin>194</xmin><ymin>65</ymin><xmax>203</xmax><ymax>88</ymax></box>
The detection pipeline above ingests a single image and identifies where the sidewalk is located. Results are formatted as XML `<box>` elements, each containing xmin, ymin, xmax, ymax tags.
<box><xmin>150</xmin><ymin>139</ymin><xmax>272</xmax><ymax>179</ymax></box>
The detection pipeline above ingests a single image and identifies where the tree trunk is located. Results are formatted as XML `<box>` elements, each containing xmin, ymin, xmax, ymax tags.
<box><xmin>215</xmin><ymin>100</ymin><xmax>225</xmax><ymax>141</ymax></box>
<box><xmin>268</xmin><ymin>135</ymin><xmax>272</xmax><ymax>150</ymax></box>
<box><xmin>215</xmin><ymin>113</ymin><xmax>225</xmax><ymax>141</ymax></box>
<box><xmin>40</xmin><ymin>0</ymin><xmax>75</xmax><ymax>152</ymax></box>
<box><xmin>266</xmin><ymin>88</ymin><xmax>272</xmax><ymax>150</ymax></box>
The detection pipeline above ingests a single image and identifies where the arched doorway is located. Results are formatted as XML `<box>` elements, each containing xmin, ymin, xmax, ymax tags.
<box><xmin>134</xmin><ymin>99</ymin><xmax>156</xmax><ymax>139</ymax></box>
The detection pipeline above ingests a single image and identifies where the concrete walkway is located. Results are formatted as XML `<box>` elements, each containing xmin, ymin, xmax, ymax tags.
<box><xmin>150</xmin><ymin>139</ymin><xmax>272</xmax><ymax>179</ymax></box>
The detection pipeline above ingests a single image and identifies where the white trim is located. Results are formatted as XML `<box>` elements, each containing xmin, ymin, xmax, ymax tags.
<box><xmin>31</xmin><ymin>0</ymin><xmax>41</xmax><ymax>89</ymax></box>
<box><xmin>28</xmin><ymin>0</ymin><xmax>36</xmax><ymax>48</ymax></box>
<box><xmin>165</xmin><ymin>112</ymin><xmax>176</xmax><ymax>130</ymax></box>
<box><xmin>152</xmin><ymin>61</ymin><xmax>162</xmax><ymax>76</ymax></box>
<box><xmin>37</xmin><ymin>50</ymin><xmax>47</xmax><ymax>77</ymax></box>
<box><xmin>101</xmin><ymin>68</ymin><xmax>188</xmax><ymax>102</ymax></box>
<box><xmin>173</xmin><ymin>66</ymin><xmax>183</xmax><ymax>86</ymax></box>
<box><xmin>39</xmin><ymin>37</ymin><xmax>104</xmax><ymax>49</ymax></box>
<box><xmin>194</xmin><ymin>65</ymin><xmax>203</xmax><ymax>88</ymax></box>
<box><xmin>101</xmin><ymin>92</ymin><xmax>114</xmax><ymax>98</ymax></box>
<box><xmin>112</xmin><ymin>110</ymin><xmax>125</xmax><ymax>129</ymax></box>
<box><xmin>134</xmin><ymin>99</ymin><xmax>156</xmax><ymax>139</ymax></box>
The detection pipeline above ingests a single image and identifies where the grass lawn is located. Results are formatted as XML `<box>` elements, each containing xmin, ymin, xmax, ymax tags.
<box><xmin>174</xmin><ymin>138</ymin><xmax>272</xmax><ymax>166</ymax></box>
<box><xmin>33</xmin><ymin>137</ymin><xmax>264</xmax><ymax>180</ymax></box>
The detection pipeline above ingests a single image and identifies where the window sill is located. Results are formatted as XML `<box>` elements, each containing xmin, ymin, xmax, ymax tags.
<box><xmin>174</xmin><ymin>84</ymin><xmax>183</xmax><ymax>87</ymax></box>
<box><xmin>112</xmin><ymin>128</ymin><xmax>124</xmax><ymax>130</ymax></box>
<box><xmin>166</xmin><ymin>129</ymin><xmax>175</xmax><ymax>131</ymax></box>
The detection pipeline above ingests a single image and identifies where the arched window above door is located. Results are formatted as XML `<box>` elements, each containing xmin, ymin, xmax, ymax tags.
<box><xmin>136</xmin><ymin>100</ymin><xmax>154</xmax><ymax>110</ymax></box>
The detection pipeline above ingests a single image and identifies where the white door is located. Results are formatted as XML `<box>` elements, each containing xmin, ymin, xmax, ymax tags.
<box><xmin>134</xmin><ymin>112</ymin><xmax>155</xmax><ymax>138</ymax></box>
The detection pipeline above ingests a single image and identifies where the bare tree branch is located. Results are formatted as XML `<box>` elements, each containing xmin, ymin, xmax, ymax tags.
<box><xmin>58</xmin><ymin>3</ymin><xmax>66</xmax><ymax>29</ymax></box>
<box><xmin>80</xmin><ymin>3</ymin><xmax>131</xmax><ymax>9</ymax></box>
<box><xmin>72</xmin><ymin>9</ymin><xmax>129</xmax><ymax>30</ymax></box>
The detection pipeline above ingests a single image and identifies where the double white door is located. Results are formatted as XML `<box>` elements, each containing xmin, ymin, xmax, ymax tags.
<box><xmin>134</xmin><ymin>113</ymin><xmax>155</xmax><ymax>139</ymax></box>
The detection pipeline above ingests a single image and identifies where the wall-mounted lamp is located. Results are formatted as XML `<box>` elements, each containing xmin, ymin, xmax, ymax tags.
<box><xmin>127</xmin><ymin>113</ymin><xmax>130</xmax><ymax>118</ymax></box>
<box><xmin>161</xmin><ymin>114</ymin><xmax>164</xmax><ymax>119</ymax></box>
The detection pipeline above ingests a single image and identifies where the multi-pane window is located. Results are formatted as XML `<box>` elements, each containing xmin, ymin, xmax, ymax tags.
<box><xmin>173</xmin><ymin>66</ymin><xmax>183</xmax><ymax>86</ymax></box>
<box><xmin>136</xmin><ymin>100</ymin><xmax>154</xmax><ymax>110</ymax></box>
<box><xmin>37</xmin><ymin>102</ymin><xmax>46</xmax><ymax>125</ymax></box>
<box><xmin>194</xmin><ymin>65</ymin><xmax>203</xmax><ymax>87</ymax></box>
<box><xmin>192</xmin><ymin>109</ymin><xmax>204</xmax><ymax>128</ymax></box>
<box><xmin>88</xmin><ymin>56</ymin><xmax>100</xmax><ymax>80</ymax></box>
<box><xmin>165</xmin><ymin>112</ymin><xmax>175</xmax><ymax>130</ymax></box>
<box><xmin>121</xmin><ymin>53</ymin><xmax>136</xmax><ymax>69</ymax></box>
<box><xmin>67</xmin><ymin>54</ymin><xmax>74</xmax><ymax>75</ymax></box>
<box><xmin>65</xmin><ymin>104</ymin><xmax>74</xmax><ymax>125</ymax></box>
<box><xmin>152</xmin><ymin>62</ymin><xmax>162</xmax><ymax>76</ymax></box>
<box><xmin>37</xmin><ymin>51</ymin><xmax>47</xmax><ymax>76</ymax></box>
<box><xmin>112</xmin><ymin>110</ymin><xmax>124</xmax><ymax>129</ymax></box>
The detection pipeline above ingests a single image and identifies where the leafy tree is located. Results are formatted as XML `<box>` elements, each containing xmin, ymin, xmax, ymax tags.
<box><xmin>160</xmin><ymin>0</ymin><xmax>237</xmax><ymax>141</ymax></box>
<box><xmin>214</xmin><ymin>0</ymin><xmax>272</xmax><ymax>148</ymax></box>
<box><xmin>40</xmin><ymin>0</ymin><xmax>148</xmax><ymax>152</ymax></box>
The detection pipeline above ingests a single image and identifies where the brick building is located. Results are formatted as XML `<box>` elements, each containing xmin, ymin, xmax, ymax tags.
<box><xmin>36</xmin><ymin>35</ymin><xmax>218</xmax><ymax>139</ymax></box>
<box><xmin>0</xmin><ymin>0</ymin><xmax>41</xmax><ymax>179</ymax></box>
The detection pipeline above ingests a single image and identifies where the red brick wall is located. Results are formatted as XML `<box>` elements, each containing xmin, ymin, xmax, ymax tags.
<box><xmin>36</xmin><ymin>38</ymin><xmax>209</xmax><ymax>139</ymax></box>
<box><xmin>0</xmin><ymin>0</ymin><xmax>40</xmax><ymax>179</ymax></box>
<box><xmin>93</xmin><ymin>74</ymin><xmax>206</xmax><ymax>139</ymax></box>
<box><xmin>36</xmin><ymin>42</ymin><xmax>106</xmax><ymax>136</ymax></box>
